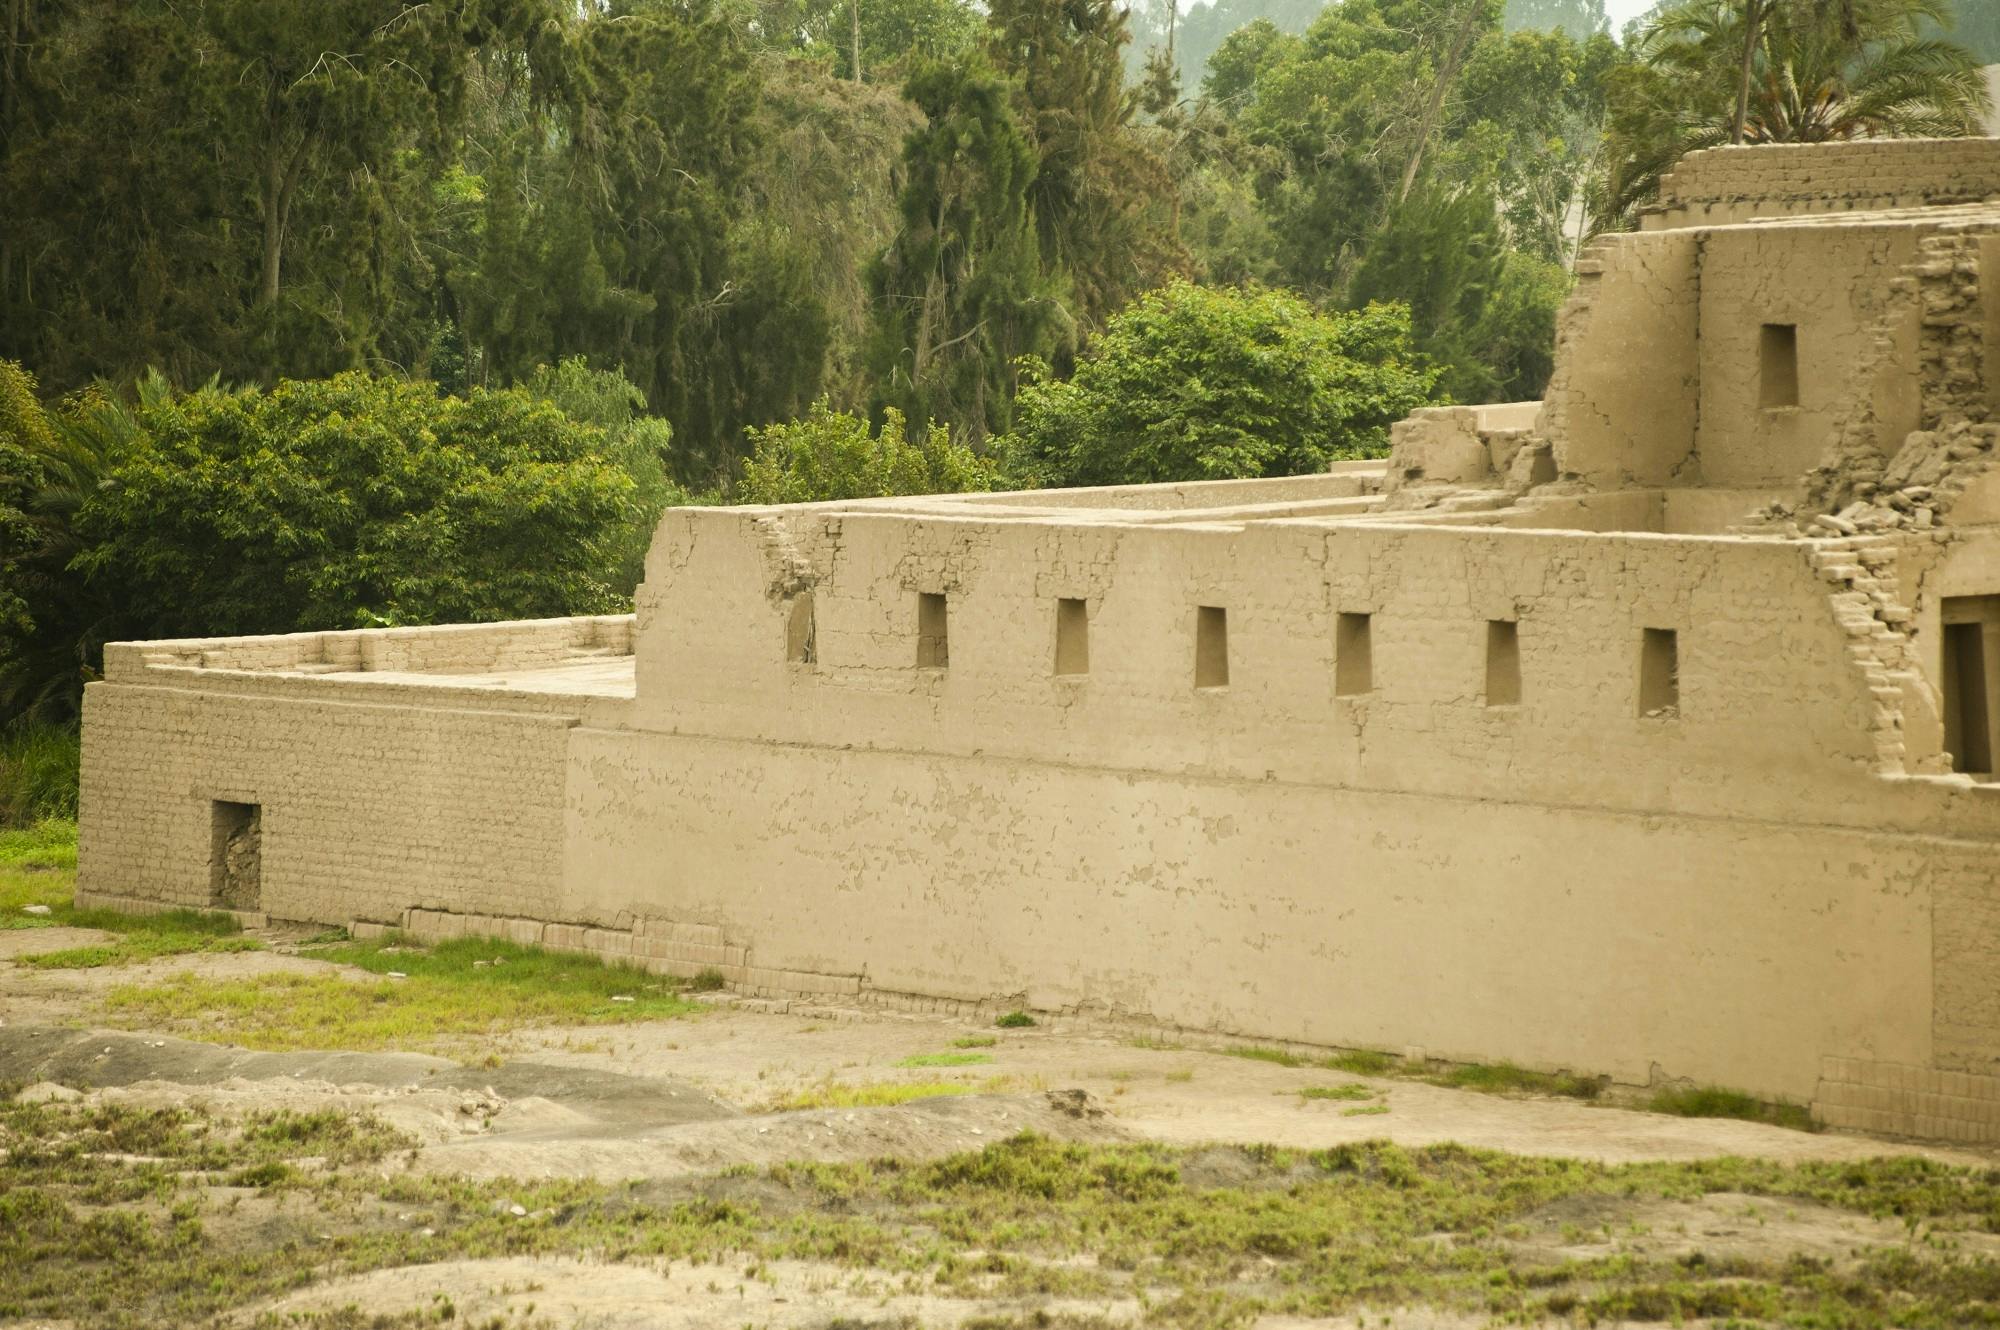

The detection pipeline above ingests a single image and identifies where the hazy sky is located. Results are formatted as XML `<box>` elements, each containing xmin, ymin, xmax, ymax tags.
<box><xmin>1602</xmin><ymin>0</ymin><xmax>1658</xmax><ymax>27</ymax></box>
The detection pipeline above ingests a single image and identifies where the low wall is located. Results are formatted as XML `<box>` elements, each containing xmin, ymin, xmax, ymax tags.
<box><xmin>1642</xmin><ymin>139</ymin><xmax>2000</xmax><ymax>230</ymax></box>
<box><xmin>77</xmin><ymin>684</ymin><xmax>577</xmax><ymax>925</ymax></box>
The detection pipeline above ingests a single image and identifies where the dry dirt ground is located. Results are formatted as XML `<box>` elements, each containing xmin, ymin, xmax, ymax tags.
<box><xmin>4</xmin><ymin>925</ymin><xmax>1997</xmax><ymax>1329</ymax></box>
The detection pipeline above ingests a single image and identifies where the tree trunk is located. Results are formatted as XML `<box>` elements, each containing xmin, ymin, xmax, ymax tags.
<box><xmin>1732</xmin><ymin>0</ymin><xmax>1762</xmax><ymax>145</ymax></box>
<box><xmin>852</xmin><ymin>0</ymin><xmax>862</xmax><ymax>84</ymax></box>
<box><xmin>1396</xmin><ymin>0</ymin><xmax>1483</xmax><ymax>205</ymax></box>
<box><xmin>259</xmin><ymin>139</ymin><xmax>308</xmax><ymax>308</ymax></box>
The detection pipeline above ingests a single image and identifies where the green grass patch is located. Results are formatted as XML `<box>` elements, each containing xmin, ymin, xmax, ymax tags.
<box><xmin>1221</xmin><ymin>1044</ymin><xmax>1313</xmax><ymax>1068</ymax></box>
<box><xmin>1424</xmin><ymin>1060</ymin><xmax>1604</xmax><ymax>1101</ymax></box>
<box><xmin>771</xmin><ymin>1079</ymin><xmax>986</xmax><ymax>1111</ymax></box>
<box><xmin>1648</xmin><ymin>1084</ymin><xmax>1818</xmax><ymax>1132</ymax></box>
<box><xmin>952</xmin><ymin>1035</ymin><xmax>998</xmax><ymax>1048</ymax></box>
<box><xmin>1341</xmin><ymin>1103</ymin><xmax>1391</xmax><ymax>1117</ymax></box>
<box><xmin>897</xmin><ymin>1052</ymin><xmax>994</xmax><ymax>1068</ymax></box>
<box><xmin>1299</xmin><ymin>1083</ymin><xmax>1376</xmax><ymax>1102</ymax></box>
<box><xmin>100</xmin><ymin>934</ymin><xmax>702</xmax><ymax>1051</ymax></box>
<box><xmin>1324</xmin><ymin>1048</ymin><xmax>1396</xmax><ymax>1076</ymax></box>
<box><xmin>7</xmin><ymin>1101</ymin><xmax>2000</xmax><ymax>1328</ymax></box>
<box><xmin>2</xmin><ymin>825</ymin><xmax>262</xmax><ymax>966</ymax></box>
<box><xmin>995</xmin><ymin>1010</ymin><xmax>1037</xmax><ymax>1028</ymax></box>
<box><xmin>0</xmin><ymin>724</ymin><xmax>79</xmax><ymax>825</ymax></box>
<box><xmin>0</xmin><ymin>818</ymin><xmax>78</xmax><ymax>927</ymax></box>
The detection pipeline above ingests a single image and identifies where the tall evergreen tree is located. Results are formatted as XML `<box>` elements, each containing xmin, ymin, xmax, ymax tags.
<box><xmin>987</xmin><ymin>0</ymin><xmax>1187</xmax><ymax>335</ymax></box>
<box><xmin>867</xmin><ymin>56</ymin><xmax>1055</xmax><ymax>444</ymax></box>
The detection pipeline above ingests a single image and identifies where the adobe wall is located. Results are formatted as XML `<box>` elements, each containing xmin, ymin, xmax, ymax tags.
<box><xmin>1642</xmin><ymin>139</ymin><xmax>2000</xmax><ymax>230</ymax></box>
<box><xmin>74</xmin><ymin>617</ymin><xmax>624</xmax><ymax>924</ymax></box>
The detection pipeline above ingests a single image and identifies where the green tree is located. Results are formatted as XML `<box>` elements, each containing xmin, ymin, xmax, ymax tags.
<box><xmin>67</xmin><ymin>374</ymin><xmax>643</xmax><ymax>641</ymax></box>
<box><xmin>738</xmin><ymin>399</ymin><xmax>1000</xmax><ymax>502</ymax></box>
<box><xmin>0</xmin><ymin>0</ymin><xmax>566</xmax><ymax>390</ymax></box>
<box><xmin>867</xmin><ymin>55</ymin><xmax>1057</xmax><ymax>445</ymax></box>
<box><xmin>1004</xmin><ymin>281</ymin><xmax>1441</xmax><ymax>488</ymax></box>
<box><xmin>988</xmin><ymin>0</ymin><xmax>1187</xmax><ymax>333</ymax></box>
<box><xmin>1349</xmin><ymin>187</ymin><xmax>1567</xmax><ymax>403</ymax></box>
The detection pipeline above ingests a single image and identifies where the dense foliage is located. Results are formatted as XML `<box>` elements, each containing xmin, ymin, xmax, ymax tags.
<box><xmin>0</xmin><ymin>366</ymin><xmax>650</xmax><ymax>723</ymax></box>
<box><xmin>1007</xmin><ymin>282</ymin><xmax>1439</xmax><ymax>487</ymax></box>
<box><xmin>740</xmin><ymin>400</ymin><xmax>1002</xmax><ymax>503</ymax></box>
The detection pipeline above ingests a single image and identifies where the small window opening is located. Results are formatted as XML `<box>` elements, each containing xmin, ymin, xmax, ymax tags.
<box><xmin>1485</xmin><ymin>619</ymin><xmax>1521</xmax><ymax>707</ymax></box>
<box><xmin>1942</xmin><ymin>596</ymin><xmax>2000</xmax><ymax>776</ymax></box>
<box><xmin>1054</xmin><ymin>597</ymin><xmax>1090</xmax><ymax>676</ymax></box>
<box><xmin>1639</xmin><ymin>628</ymin><xmax>1679</xmax><ymax>718</ymax></box>
<box><xmin>1194</xmin><ymin>606</ymin><xmax>1229</xmax><ymax>688</ymax></box>
<box><xmin>1760</xmin><ymin>323</ymin><xmax>1799</xmax><ymax>409</ymax></box>
<box><xmin>210</xmin><ymin>801</ymin><xmax>262</xmax><ymax>911</ymax></box>
<box><xmin>916</xmin><ymin>592</ymin><xmax>949</xmax><ymax>669</ymax></box>
<box><xmin>1335</xmin><ymin>612</ymin><xmax>1373</xmax><ymax>697</ymax></box>
<box><xmin>785</xmin><ymin>592</ymin><xmax>816</xmax><ymax>665</ymax></box>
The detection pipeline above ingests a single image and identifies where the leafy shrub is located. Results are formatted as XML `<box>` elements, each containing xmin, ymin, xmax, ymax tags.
<box><xmin>737</xmin><ymin>399</ymin><xmax>1001</xmax><ymax>504</ymax></box>
<box><xmin>61</xmin><ymin>372</ymin><xmax>644</xmax><ymax>639</ymax></box>
<box><xmin>1003</xmin><ymin>281</ymin><xmax>1442</xmax><ymax>488</ymax></box>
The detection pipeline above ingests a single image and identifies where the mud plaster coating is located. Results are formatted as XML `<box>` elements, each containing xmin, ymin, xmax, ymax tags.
<box><xmin>75</xmin><ymin>139</ymin><xmax>2000</xmax><ymax>1140</ymax></box>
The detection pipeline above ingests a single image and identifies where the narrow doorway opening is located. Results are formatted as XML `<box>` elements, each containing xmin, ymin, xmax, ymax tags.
<box><xmin>1941</xmin><ymin>598</ymin><xmax>2000</xmax><ymax>776</ymax></box>
<box><xmin>210</xmin><ymin>801</ymin><xmax>262</xmax><ymax>911</ymax></box>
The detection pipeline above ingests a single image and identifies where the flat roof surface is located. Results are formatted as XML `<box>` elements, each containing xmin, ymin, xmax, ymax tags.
<box><xmin>305</xmin><ymin>654</ymin><xmax>635</xmax><ymax>699</ymax></box>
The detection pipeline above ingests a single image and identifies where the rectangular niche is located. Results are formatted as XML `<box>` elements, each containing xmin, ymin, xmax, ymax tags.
<box><xmin>1335</xmin><ymin>612</ymin><xmax>1373</xmax><ymax>696</ymax></box>
<box><xmin>916</xmin><ymin>592</ymin><xmax>949</xmax><ymax>669</ymax></box>
<box><xmin>1639</xmin><ymin>627</ymin><xmax>1679</xmax><ymax>718</ymax></box>
<box><xmin>1485</xmin><ymin>619</ymin><xmax>1521</xmax><ymax>707</ymax></box>
<box><xmin>1760</xmin><ymin>323</ymin><xmax>1800</xmax><ymax>409</ymax></box>
<box><xmin>1194</xmin><ymin>606</ymin><xmax>1229</xmax><ymax>689</ymax></box>
<box><xmin>786</xmin><ymin>591</ymin><xmax>816</xmax><ymax>665</ymax></box>
<box><xmin>1054</xmin><ymin>597</ymin><xmax>1090</xmax><ymax>677</ymax></box>
<box><xmin>210</xmin><ymin>800</ymin><xmax>262</xmax><ymax>911</ymax></box>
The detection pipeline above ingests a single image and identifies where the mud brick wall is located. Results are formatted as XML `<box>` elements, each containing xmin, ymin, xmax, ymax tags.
<box><xmin>77</xmin><ymin>684</ymin><xmax>576</xmax><ymax>926</ymax></box>
<box><xmin>1645</xmin><ymin>140</ymin><xmax>2000</xmax><ymax>230</ymax></box>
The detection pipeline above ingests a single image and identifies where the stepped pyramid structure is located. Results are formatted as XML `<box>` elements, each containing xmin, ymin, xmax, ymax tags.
<box><xmin>79</xmin><ymin>138</ymin><xmax>2000</xmax><ymax>1139</ymax></box>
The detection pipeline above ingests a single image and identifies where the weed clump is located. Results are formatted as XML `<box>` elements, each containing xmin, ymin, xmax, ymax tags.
<box><xmin>1649</xmin><ymin>1085</ymin><xmax>1817</xmax><ymax>1132</ymax></box>
<box><xmin>688</xmin><ymin>967</ymin><xmax>728</xmax><ymax>992</ymax></box>
<box><xmin>996</xmin><ymin>1010</ymin><xmax>1037</xmax><ymax>1029</ymax></box>
<box><xmin>898</xmin><ymin>1052</ymin><xmax>994</xmax><ymax>1068</ymax></box>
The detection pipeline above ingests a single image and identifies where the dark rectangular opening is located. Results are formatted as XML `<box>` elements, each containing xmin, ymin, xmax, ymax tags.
<box><xmin>1760</xmin><ymin>323</ymin><xmax>1799</xmax><ymax>409</ymax></box>
<box><xmin>1639</xmin><ymin>627</ymin><xmax>1679</xmax><ymax>718</ymax></box>
<box><xmin>1194</xmin><ymin>606</ymin><xmax>1228</xmax><ymax>688</ymax></box>
<box><xmin>1054</xmin><ymin>597</ymin><xmax>1089</xmax><ymax>677</ymax></box>
<box><xmin>1485</xmin><ymin>619</ymin><xmax>1521</xmax><ymax>707</ymax></box>
<box><xmin>1335</xmin><ymin>612</ymin><xmax>1372</xmax><ymax>696</ymax></box>
<box><xmin>786</xmin><ymin>592</ymin><xmax>816</xmax><ymax>665</ymax></box>
<box><xmin>209</xmin><ymin>800</ymin><xmax>261</xmax><ymax>911</ymax></box>
<box><xmin>1945</xmin><ymin>620</ymin><xmax>1994</xmax><ymax>774</ymax></box>
<box><xmin>916</xmin><ymin>592</ymin><xmax>948</xmax><ymax>669</ymax></box>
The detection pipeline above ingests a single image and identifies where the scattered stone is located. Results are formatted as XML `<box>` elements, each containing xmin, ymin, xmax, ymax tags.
<box><xmin>386</xmin><ymin>971</ymin><xmax>408</xmax><ymax>979</ymax></box>
<box><xmin>13</xmin><ymin>1082</ymin><xmax>80</xmax><ymax>1104</ymax></box>
<box><xmin>20</xmin><ymin>904</ymin><xmax>50</xmax><ymax>916</ymax></box>
<box><xmin>610</xmin><ymin>995</ymin><xmax>635</xmax><ymax>1003</ymax></box>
